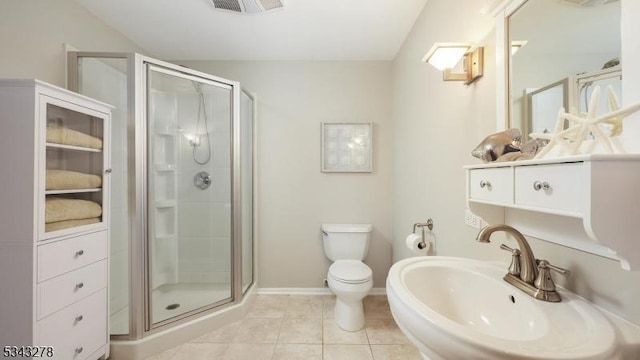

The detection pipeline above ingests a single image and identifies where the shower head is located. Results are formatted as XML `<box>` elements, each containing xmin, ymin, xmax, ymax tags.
<box><xmin>210</xmin><ymin>0</ymin><xmax>283</xmax><ymax>14</ymax></box>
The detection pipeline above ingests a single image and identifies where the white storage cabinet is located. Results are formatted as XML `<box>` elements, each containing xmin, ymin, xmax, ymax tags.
<box><xmin>0</xmin><ymin>79</ymin><xmax>111</xmax><ymax>359</ymax></box>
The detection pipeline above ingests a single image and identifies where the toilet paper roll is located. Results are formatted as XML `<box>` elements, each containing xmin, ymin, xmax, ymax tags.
<box><xmin>406</xmin><ymin>233</ymin><xmax>428</xmax><ymax>253</ymax></box>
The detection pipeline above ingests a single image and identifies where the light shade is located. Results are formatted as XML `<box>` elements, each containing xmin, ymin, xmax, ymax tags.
<box><xmin>422</xmin><ymin>42</ymin><xmax>484</xmax><ymax>85</ymax></box>
<box><xmin>423</xmin><ymin>43</ymin><xmax>471</xmax><ymax>70</ymax></box>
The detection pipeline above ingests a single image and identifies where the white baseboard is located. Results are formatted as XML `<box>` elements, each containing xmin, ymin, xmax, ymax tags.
<box><xmin>257</xmin><ymin>287</ymin><xmax>386</xmax><ymax>296</ymax></box>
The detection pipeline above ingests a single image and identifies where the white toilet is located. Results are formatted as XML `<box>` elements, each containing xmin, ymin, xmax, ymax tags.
<box><xmin>322</xmin><ymin>223</ymin><xmax>373</xmax><ymax>331</ymax></box>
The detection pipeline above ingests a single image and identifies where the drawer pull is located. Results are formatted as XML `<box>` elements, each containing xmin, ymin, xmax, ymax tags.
<box><xmin>479</xmin><ymin>180</ymin><xmax>491</xmax><ymax>189</ymax></box>
<box><xmin>533</xmin><ymin>181</ymin><xmax>550</xmax><ymax>191</ymax></box>
<box><xmin>75</xmin><ymin>315</ymin><xmax>84</xmax><ymax>323</ymax></box>
<box><xmin>75</xmin><ymin>347</ymin><xmax>84</xmax><ymax>354</ymax></box>
<box><xmin>75</xmin><ymin>249</ymin><xmax>84</xmax><ymax>257</ymax></box>
<box><xmin>75</xmin><ymin>282</ymin><xmax>84</xmax><ymax>290</ymax></box>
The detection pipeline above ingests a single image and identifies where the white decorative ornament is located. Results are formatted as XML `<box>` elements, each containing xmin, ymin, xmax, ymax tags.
<box><xmin>530</xmin><ymin>85</ymin><xmax>640</xmax><ymax>159</ymax></box>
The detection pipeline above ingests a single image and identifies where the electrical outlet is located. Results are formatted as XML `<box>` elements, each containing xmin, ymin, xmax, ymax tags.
<box><xmin>465</xmin><ymin>209</ymin><xmax>487</xmax><ymax>229</ymax></box>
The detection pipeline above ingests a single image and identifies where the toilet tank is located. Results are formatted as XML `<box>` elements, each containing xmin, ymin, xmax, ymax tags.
<box><xmin>321</xmin><ymin>224</ymin><xmax>373</xmax><ymax>261</ymax></box>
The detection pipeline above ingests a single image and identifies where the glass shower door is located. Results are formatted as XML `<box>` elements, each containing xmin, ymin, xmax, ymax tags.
<box><xmin>146</xmin><ymin>65</ymin><xmax>233</xmax><ymax>325</ymax></box>
<box><xmin>76</xmin><ymin>55</ymin><xmax>131</xmax><ymax>335</ymax></box>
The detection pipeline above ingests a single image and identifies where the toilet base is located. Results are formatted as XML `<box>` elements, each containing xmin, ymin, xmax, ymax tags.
<box><xmin>334</xmin><ymin>297</ymin><xmax>365</xmax><ymax>331</ymax></box>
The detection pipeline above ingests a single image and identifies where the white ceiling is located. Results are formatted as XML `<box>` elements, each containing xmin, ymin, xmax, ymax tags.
<box><xmin>74</xmin><ymin>0</ymin><xmax>428</xmax><ymax>61</ymax></box>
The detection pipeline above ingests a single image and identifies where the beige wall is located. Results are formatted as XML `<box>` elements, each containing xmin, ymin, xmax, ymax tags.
<box><xmin>392</xmin><ymin>0</ymin><xmax>640</xmax><ymax>325</ymax></box>
<box><xmin>0</xmin><ymin>0</ymin><xmax>148</xmax><ymax>87</ymax></box>
<box><xmin>177</xmin><ymin>61</ymin><xmax>394</xmax><ymax>289</ymax></box>
<box><xmin>391</xmin><ymin>0</ymin><xmax>497</xmax><ymax>262</ymax></box>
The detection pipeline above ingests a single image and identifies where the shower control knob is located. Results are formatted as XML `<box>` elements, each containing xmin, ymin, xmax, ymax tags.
<box><xmin>194</xmin><ymin>171</ymin><xmax>212</xmax><ymax>190</ymax></box>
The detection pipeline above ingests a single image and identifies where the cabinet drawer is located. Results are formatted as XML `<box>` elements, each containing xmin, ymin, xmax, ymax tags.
<box><xmin>37</xmin><ymin>289</ymin><xmax>107</xmax><ymax>360</ymax></box>
<box><xmin>37</xmin><ymin>260</ymin><xmax>107</xmax><ymax>320</ymax></box>
<box><xmin>514</xmin><ymin>162</ymin><xmax>584</xmax><ymax>213</ymax></box>
<box><xmin>37</xmin><ymin>230</ymin><xmax>107</xmax><ymax>281</ymax></box>
<box><xmin>469</xmin><ymin>167</ymin><xmax>513</xmax><ymax>203</ymax></box>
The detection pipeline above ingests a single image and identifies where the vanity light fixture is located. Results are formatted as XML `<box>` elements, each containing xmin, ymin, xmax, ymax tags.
<box><xmin>422</xmin><ymin>42</ymin><xmax>484</xmax><ymax>85</ymax></box>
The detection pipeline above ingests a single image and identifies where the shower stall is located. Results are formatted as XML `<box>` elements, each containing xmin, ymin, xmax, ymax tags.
<box><xmin>67</xmin><ymin>53</ymin><xmax>255</xmax><ymax>357</ymax></box>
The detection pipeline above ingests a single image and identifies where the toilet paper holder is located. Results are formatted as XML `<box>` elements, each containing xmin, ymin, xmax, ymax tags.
<box><xmin>413</xmin><ymin>218</ymin><xmax>434</xmax><ymax>250</ymax></box>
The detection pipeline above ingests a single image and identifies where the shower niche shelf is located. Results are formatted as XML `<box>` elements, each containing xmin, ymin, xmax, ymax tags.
<box><xmin>0</xmin><ymin>79</ymin><xmax>111</xmax><ymax>360</ymax></box>
<box><xmin>155</xmin><ymin>164</ymin><xmax>177</xmax><ymax>172</ymax></box>
<box><xmin>149</xmin><ymin>91</ymin><xmax>179</xmax><ymax>291</ymax></box>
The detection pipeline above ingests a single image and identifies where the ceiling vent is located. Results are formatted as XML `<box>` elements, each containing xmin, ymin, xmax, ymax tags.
<box><xmin>211</xmin><ymin>0</ymin><xmax>283</xmax><ymax>14</ymax></box>
<box><xmin>561</xmin><ymin>0</ymin><xmax>619</xmax><ymax>7</ymax></box>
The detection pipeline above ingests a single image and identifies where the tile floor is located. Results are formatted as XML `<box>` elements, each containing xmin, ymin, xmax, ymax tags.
<box><xmin>145</xmin><ymin>295</ymin><xmax>422</xmax><ymax>360</ymax></box>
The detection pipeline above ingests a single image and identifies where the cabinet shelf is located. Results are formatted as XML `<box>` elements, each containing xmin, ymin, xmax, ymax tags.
<box><xmin>46</xmin><ymin>188</ymin><xmax>102</xmax><ymax>195</ymax></box>
<box><xmin>46</xmin><ymin>143</ymin><xmax>102</xmax><ymax>153</ymax></box>
<box><xmin>467</xmin><ymin>199</ymin><xmax>583</xmax><ymax>218</ymax></box>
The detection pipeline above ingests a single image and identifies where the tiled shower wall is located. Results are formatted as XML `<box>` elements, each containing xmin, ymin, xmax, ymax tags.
<box><xmin>176</xmin><ymin>92</ymin><xmax>232</xmax><ymax>285</ymax></box>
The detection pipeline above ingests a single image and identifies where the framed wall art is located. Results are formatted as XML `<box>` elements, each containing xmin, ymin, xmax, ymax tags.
<box><xmin>321</xmin><ymin>122</ymin><xmax>372</xmax><ymax>173</ymax></box>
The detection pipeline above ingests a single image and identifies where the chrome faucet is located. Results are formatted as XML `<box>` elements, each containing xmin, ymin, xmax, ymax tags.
<box><xmin>476</xmin><ymin>224</ymin><xmax>569</xmax><ymax>302</ymax></box>
<box><xmin>476</xmin><ymin>224</ymin><xmax>538</xmax><ymax>283</ymax></box>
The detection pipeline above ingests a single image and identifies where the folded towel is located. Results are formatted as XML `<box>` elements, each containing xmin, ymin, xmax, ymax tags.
<box><xmin>46</xmin><ymin>170</ymin><xmax>102</xmax><ymax>190</ymax></box>
<box><xmin>45</xmin><ymin>217</ymin><xmax>101</xmax><ymax>232</ymax></box>
<box><xmin>47</xmin><ymin>126</ymin><xmax>103</xmax><ymax>150</ymax></box>
<box><xmin>45</xmin><ymin>197</ymin><xmax>102</xmax><ymax>223</ymax></box>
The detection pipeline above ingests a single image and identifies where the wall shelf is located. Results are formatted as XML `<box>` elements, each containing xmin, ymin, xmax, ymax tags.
<box><xmin>466</xmin><ymin>154</ymin><xmax>640</xmax><ymax>270</ymax></box>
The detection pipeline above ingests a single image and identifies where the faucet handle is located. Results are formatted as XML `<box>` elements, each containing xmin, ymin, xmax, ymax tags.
<box><xmin>500</xmin><ymin>244</ymin><xmax>518</xmax><ymax>254</ymax></box>
<box><xmin>534</xmin><ymin>260</ymin><xmax>570</xmax><ymax>291</ymax></box>
<box><xmin>500</xmin><ymin>244</ymin><xmax>521</xmax><ymax>276</ymax></box>
<box><xmin>545</xmin><ymin>260</ymin><xmax>570</xmax><ymax>276</ymax></box>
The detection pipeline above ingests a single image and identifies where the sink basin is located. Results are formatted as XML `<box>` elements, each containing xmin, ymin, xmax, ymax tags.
<box><xmin>386</xmin><ymin>256</ymin><xmax>618</xmax><ymax>360</ymax></box>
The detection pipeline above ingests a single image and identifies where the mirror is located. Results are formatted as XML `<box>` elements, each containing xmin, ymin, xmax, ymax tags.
<box><xmin>508</xmin><ymin>0</ymin><xmax>621</xmax><ymax>140</ymax></box>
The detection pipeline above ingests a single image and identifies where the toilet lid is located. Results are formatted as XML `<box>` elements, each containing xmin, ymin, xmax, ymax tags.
<box><xmin>329</xmin><ymin>260</ymin><xmax>372</xmax><ymax>283</ymax></box>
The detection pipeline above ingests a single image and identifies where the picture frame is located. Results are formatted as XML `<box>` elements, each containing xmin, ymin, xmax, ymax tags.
<box><xmin>321</xmin><ymin>122</ymin><xmax>372</xmax><ymax>173</ymax></box>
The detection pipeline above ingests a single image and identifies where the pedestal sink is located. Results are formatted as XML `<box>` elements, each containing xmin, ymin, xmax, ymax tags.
<box><xmin>386</xmin><ymin>256</ymin><xmax>620</xmax><ymax>360</ymax></box>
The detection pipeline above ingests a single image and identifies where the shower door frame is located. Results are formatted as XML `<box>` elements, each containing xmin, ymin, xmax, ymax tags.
<box><xmin>143</xmin><ymin>62</ymin><xmax>238</xmax><ymax>330</ymax></box>
<box><xmin>68</xmin><ymin>52</ymin><xmax>250</xmax><ymax>340</ymax></box>
<box><xmin>239</xmin><ymin>88</ymin><xmax>257</xmax><ymax>295</ymax></box>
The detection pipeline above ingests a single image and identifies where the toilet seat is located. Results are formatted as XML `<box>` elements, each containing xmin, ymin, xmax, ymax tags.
<box><xmin>329</xmin><ymin>260</ymin><xmax>372</xmax><ymax>284</ymax></box>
